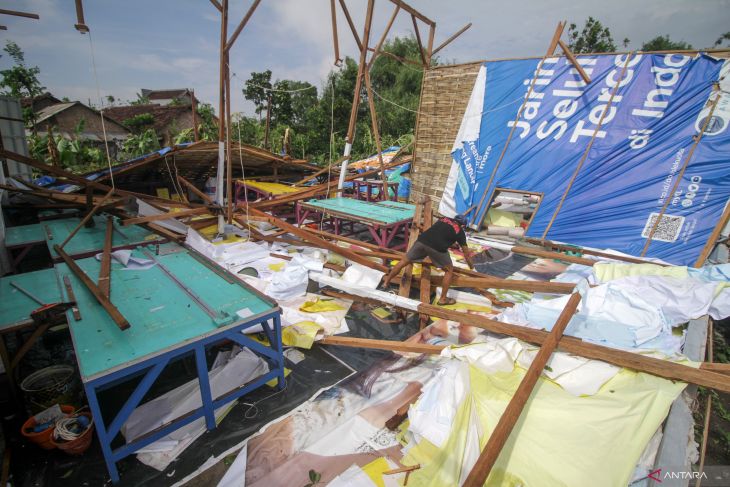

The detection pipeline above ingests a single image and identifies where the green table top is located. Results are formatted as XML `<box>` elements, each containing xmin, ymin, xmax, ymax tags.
<box><xmin>57</xmin><ymin>244</ymin><xmax>276</xmax><ymax>381</ymax></box>
<box><xmin>303</xmin><ymin>197</ymin><xmax>415</xmax><ymax>225</ymax></box>
<box><xmin>0</xmin><ymin>268</ymin><xmax>62</xmax><ymax>331</ymax></box>
<box><xmin>5</xmin><ymin>223</ymin><xmax>45</xmax><ymax>247</ymax></box>
<box><xmin>44</xmin><ymin>215</ymin><xmax>158</xmax><ymax>259</ymax></box>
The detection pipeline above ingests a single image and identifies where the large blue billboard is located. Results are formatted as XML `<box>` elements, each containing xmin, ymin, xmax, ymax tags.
<box><xmin>445</xmin><ymin>53</ymin><xmax>730</xmax><ymax>265</ymax></box>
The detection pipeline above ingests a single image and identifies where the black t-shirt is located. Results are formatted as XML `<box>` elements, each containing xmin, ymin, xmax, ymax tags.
<box><xmin>417</xmin><ymin>218</ymin><xmax>467</xmax><ymax>252</ymax></box>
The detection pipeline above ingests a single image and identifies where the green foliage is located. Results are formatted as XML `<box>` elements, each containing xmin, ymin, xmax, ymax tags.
<box><xmin>0</xmin><ymin>41</ymin><xmax>45</xmax><ymax>126</ymax></box>
<box><xmin>716</xmin><ymin>32</ymin><xmax>730</xmax><ymax>47</ymax></box>
<box><xmin>243</xmin><ymin>70</ymin><xmax>272</xmax><ymax>118</ymax></box>
<box><xmin>642</xmin><ymin>35</ymin><xmax>693</xmax><ymax>52</ymax></box>
<box><xmin>303</xmin><ymin>469</ymin><xmax>321</xmax><ymax>487</ymax></box>
<box><xmin>567</xmin><ymin>17</ymin><xmax>617</xmax><ymax>53</ymax></box>
<box><xmin>130</xmin><ymin>92</ymin><xmax>150</xmax><ymax>105</ymax></box>
<box><xmin>28</xmin><ymin>120</ymin><xmax>106</xmax><ymax>173</ymax></box>
<box><xmin>123</xmin><ymin>113</ymin><xmax>155</xmax><ymax>133</ymax></box>
<box><xmin>121</xmin><ymin>128</ymin><xmax>160</xmax><ymax>159</ymax></box>
<box><xmin>195</xmin><ymin>102</ymin><xmax>219</xmax><ymax>141</ymax></box>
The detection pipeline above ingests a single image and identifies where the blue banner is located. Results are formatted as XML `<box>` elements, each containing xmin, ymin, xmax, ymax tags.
<box><xmin>448</xmin><ymin>53</ymin><xmax>729</xmax><ymax>265</ymax></box>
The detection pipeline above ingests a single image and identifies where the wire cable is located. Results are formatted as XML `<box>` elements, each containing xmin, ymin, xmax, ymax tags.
<box><xmin>86</xmin><ymin>31</ymin><xmax>115</xmax><ymax>189</ymax></box>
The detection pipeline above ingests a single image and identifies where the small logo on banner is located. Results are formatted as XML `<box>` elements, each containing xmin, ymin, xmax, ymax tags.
<box><xmin>648</xmin><ymin>469</ymin><xmax>662</xmax><ymax>482</ymax></box>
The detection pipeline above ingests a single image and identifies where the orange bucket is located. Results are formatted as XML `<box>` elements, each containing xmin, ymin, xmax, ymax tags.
<box><xmin>21</xmin><ymin>405</ymin><xmax>75</xmax><ymax>450</ymax></box>
<box><xmin>51</xmin><ymin>412</ymin><xmax>94</xmax><ymax>456</ymax></box>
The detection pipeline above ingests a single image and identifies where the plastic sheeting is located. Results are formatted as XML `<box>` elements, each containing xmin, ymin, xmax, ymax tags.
<box><xmin>441</xmin><ymin>53</ymin><xmax>730</xmax><ymax>265</ymax></box>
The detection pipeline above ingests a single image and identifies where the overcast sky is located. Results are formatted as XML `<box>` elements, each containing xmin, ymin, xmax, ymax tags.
<box><xmin>1</xmin><ymin>0</ymin><xmax>728</xmax><ymax>115</ymax></box>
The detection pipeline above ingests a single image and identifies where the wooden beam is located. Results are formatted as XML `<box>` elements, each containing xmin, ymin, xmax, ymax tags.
<box><xmin>366</xmin><ymin>4</ymin><xmax>401</xmax><ymax>71</ymax></box>
<box><xmin>178</xmin><ymin>175</ymin><xmax>214</xmax><ymax>205</ymax></box>
<box><xmin>225</xmin><ymin>0</ymin><xmax>261</xmax><ymax>52</ymax></box>
<box><xmin>321</xmin><ymin>289</ymin><xmax>730</xmax><ymax>393</ymax></box>
<box><xmin>330</xmin><ymin>0</ymin><xmax>342</xmax><ymax>65</ymax></box>
<box><xmin>387</xmin><ymin>0</ymin><xmax>433</xmax><ymax>26</ymax></box>
<box><xmin>463</xmin><ymin>293</ymin><xmax>581</xmax><ymax>486</ymax></box>
<box><xmin>557</xmin><ymin>39</ymin><xmax>591</xmax><ymax>84</ymax></box>
<box><xmin>209</xmin><ymin>0</ymin><xmax>222</xmax><ymax>11</ymax></box>
<box><xmin>362</xmin><ymin>69</ymin><xmax>390</xmax><ymax>196</ymax></box>
<box><xmin>146</xmin><ymin>223</ymin><xmax>185</xmax><ymax>241</ymax></box>
<box><xmin>320</xmin><ymin>335</ymin><xmax>444</xmax><ymax>355</ymax></box>
<box><xmin>509</xmin><ymin>245</ymin><xmax>597</xmax><ymax>267</ymax></box>
<box><xmin>58</xmin><ymin>189</ymin><xmax>115</xmax><ymax>249</ymax></box>
<box><xmin>525</xmin><ymin>238</ymin><xmax>669</xmax><ymax>266</ymax></box>
<box><xmin>55</xmin><ymin>245</ymin><xmax>130</xmax><ymax>331</ymax></box>
<box><xmin>121</xmin><ymin>206</ymin><xmax>209</xmax><ymax>226</ymax></box>
<box><xmin>368</xmin><ymin>47</ymin><xmax>423</xmax><ymax>67</ymax></box>
<box><xmin>73</xmin><ymin>0</ymin><xmax>89</xmax><ymax>32</ymax></box>
<box><xmin>419</xmin><ymin>200</ymin><xmax>433</xmax><ymax>329</ymax></box>
<box><xmin>694</xmin><ymin>201</ymin><xmax>730</xmax><ymax>268</ymax></box>
<box><xmin>245</xmin><ymin>209</ymin><xmax>390</xmax><ymax>272</ymax></box>
<box><xmin>337</xmin><ymin>0</ymin><xmax>362</xmax><ymax>51</ymax></box>
<box><xmin>98</xmin><ymin>216</ymin><xmax>113</xmax><ymax>298</ymax></box>
<box><xmin>399</xmin><ymin>200</ymin><xmax>423</xmax><ymax>302</ymax></box>
<box><xmin>0</xmin><ymin>8</ymin><xmax>39</xmax><ymax>20</ymax></box>
<box><xmin>62</xmin><ymin>275</ymin><xmax>82</xmax><ymax>321</ymax></box>
<box><xmin>642</xmin><ymin>90</ymin><xmax>720</xmax><ymax>256</ymax></box>
<box><xmin>431</xmin><ymin>22</ymin><xmax>471</xmax><ymax>56</ymax></box>
<box><xmin>411</xmin><ymin>14</ymin><xmax>428</xmax><ymax>66</ymax></box>
<box><xmin>545</xmin><ymin>20</ymin><xmax>566</xmax><ymax>56</ymax></box>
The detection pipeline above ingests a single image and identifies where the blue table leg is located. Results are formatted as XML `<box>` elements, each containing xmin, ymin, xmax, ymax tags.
<box><xmin>194</xmin><ymin>344</ymin><xmax>216</xmax><ymax>430</ymax></box>
<box><xmin>272</xmin><ymin>316</ymin><xmax>286</xmax><ymax>391</ymax></box>
<box><xmin>84</xmin><ymin>381</ymin><xmax>120</xmax><ymax>483</ymax></box>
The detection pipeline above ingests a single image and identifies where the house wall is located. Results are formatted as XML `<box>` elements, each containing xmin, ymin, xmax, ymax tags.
<box><xmin>159</xmin><ymin>111</ymin><xmax>195</xmax><ymax>146</ymax></box>
<box><xmin>411</xmin><ymin>62</ymin><xmax>481</xmax><ymax>209</ymax></box>
<box><xmin>45</xmin><ymin>105</ymin><xmax>129</xmax><ymax>139</ymax></box>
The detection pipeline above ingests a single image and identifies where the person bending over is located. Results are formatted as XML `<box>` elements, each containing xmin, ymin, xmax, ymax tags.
<box><xmin>383</xmin><ymin>214</ymin><xmax>473</xmax><ymax>305</ymax></box>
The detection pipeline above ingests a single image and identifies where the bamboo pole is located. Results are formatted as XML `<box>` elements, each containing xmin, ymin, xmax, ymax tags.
<box><xmin>463</xmin><ymin>293</ymin><xmax>581</xmax><ymax>486</ymax></box>
<box><xmin>641</xmin><ymin>90</ymin><xmax>720</xmax><ymax>256</ymax></box>
<box><xmin>541</xmin><ymin>52</ymin><xmax>634</xmax><ymax>238</ymax></box>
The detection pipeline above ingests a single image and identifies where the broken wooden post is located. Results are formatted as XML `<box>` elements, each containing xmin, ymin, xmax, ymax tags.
<box><xmin>59</xmin><ymin>188</ymin><xmax>115</xmax><ymax>249</ymax></box>
<box><xmin>98</xmin><ymin>216</ymin><xmax>113</xmax><ymax>298</ymax></box>
<box><xmin>418</xmin><ymin>199</ymin><xmax>433</xmax><ymax>329</ymax></box>
<box><xmin>463</xmin><ymin>293</ymin><xmax>581</xmax><ymax>487</ymax></box>
<box><xmin>54</xmin><ymin>244</ymin><xmax>130</xmax><ymax>331</ymax></box>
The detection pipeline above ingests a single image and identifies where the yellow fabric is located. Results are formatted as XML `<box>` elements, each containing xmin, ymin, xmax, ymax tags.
<box><xmin>485</xmin><ymin>208</ymin><xmax>522</xmax><ymax>228</ymax></box>
<box><xmin>402</xmin><ymin>364</ymin><xmax>686</xmax><ymax>487</ymax></box>
<box><xmin>437</xmin><ymin>302</ymin><xmax>492</xmax><ymax>313</ymax></box>
<box><xmin>361</xmin><ymin>457</ymin><xmax>391</xmax><ymax>487</ymax></box>
<box><xmin>299</xmin><ymin>298</ymin><xmax>345</xmax><ymax>313</ymax></box>
<box><xmin>266</xmin><ymin>367</ymin><xmax>291</xmax><ymax>387</ymax></box>
<box><xmin>156</xmin><ymin>188</ymin><xmax>170</xmax><ymax>199</ymax></box>
<box><xmin>196</xmin><ymin>224</ymin><xmax>250</xmax><ymax>244</ymax></box>
<box><xmin>594</xmin><ymin>262</ymin><xmax>688</xmax><ymax>282</ymax></box>
<box><xmin>268</xmin><ymin>262</ymin><xmax>286</xmax><ymax>272</ymax></box>
<box><xmin>371</xmin><ymin>307</ymin><xmax>393</xmax><ymax>319</ymax></box>
<box><xmin>282</xmin><ymin>321</ymin><xmax>322</xmax><ymax>349</ymax></box>
<box><xmin>240</xmin><ymin>180</ymin><xmax>300</xmax><ymax>195</ymax></box>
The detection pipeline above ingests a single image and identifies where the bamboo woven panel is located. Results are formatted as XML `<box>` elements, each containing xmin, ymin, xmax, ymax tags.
<box><xmin>412</xmin><ymin>62</ymin><xmax>482</xmax><ymax>210</ymax></box>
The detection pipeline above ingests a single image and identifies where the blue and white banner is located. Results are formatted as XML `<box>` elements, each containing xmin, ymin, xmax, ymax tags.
<box><xmin>441</xmin><ymin>52</ymin><xmax>730</xmax><ymax>265</ymax></box>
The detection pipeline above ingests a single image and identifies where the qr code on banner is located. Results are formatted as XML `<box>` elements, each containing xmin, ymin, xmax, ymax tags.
<box><xmin>641</xmin><ymin>212</ymin><xmax>685</xmax><ymax>242</ymax></box>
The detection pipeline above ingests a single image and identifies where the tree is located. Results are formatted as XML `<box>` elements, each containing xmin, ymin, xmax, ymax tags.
<box><xmin>243</xmin><ymin>70</ymin><xmax>272</xmax><ymax>119</ymax></box>
<box><xmin>715</xmin><ymin>32</ymin><xmax>730</xmax><ymax>47</ymax></box>
<box><xmin>567</xmin><ymin>17</ymin><xmax>617</xmax><ymax>53</ymax></box>
<box><xmin>642</xmin><ymin>35</ymin><xmax>693</xmax><ymax>51</ymax></box>
<box><xmin>130</xmin><ymin>92</ymin><xmax>150</xmax><ymax>105</ymax></box>
<box><xmin>106</xmin><ymin>95</ymin><xmax>116</xmax><ymax>106</ymax></box>
<box><xmin>0</xmin><ymin>41</ymin><xmax>46</xmax><ymax>127</ymax></box>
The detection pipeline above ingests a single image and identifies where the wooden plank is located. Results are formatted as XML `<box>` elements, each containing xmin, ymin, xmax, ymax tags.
<box><xmin>178</xmin><ymin>175</ymin><xmax>214</xmax><ymax>204</ymax></box>
<box><xmin>694</xmin><ymin>201</ymin><xmax>730</xmax><ymax>267</ymax></box>
<box><xmin>320</xmin><ymin>289</ymin><xmax>730</xmax><ymax>393</ymax></box>
<box><xmin>145</xmin><ymin>222</ymin><xmax>185</xmax><ymax>241</ymax></box>
<box><xmin>525</xmin><ymin>238</ymin><xmax>669</xmax><ymax>266</ymax></box>
<box><xmin>362</xmin><ymin>69</ymin><xmax>390</xmax><ymax>195</ymax></box>
<box><xmin>510</xmin><ymin>245</ymin><xmax>597</xmax><ymax>266</ymax></box>
<box><xmin>463</xmin><ymin>293</ymin><xmax>581</xmax><ymax>486</ymax></box>
<box><xmin>387</xmin><ymin>0</ymin><xmax>434</xmax><ymax>26</ymax></box>
<box><xmin>245</xmin><ymin>209</ymin><xmax>390</xmax><ymax>272</ymax></box>
<box><xmin>545</xmin><ymin>20</ymin><xmax>566</xmax><ymax>56</ymax></box>
<box><xmin>62</xmin><ymin>275</ymin><xmax>82</xmax><ymax>321</ymax></box>
<box><xmin>411</xmin><ymin>14</ymin><xmax>428</xmax><ymax>66</ymax></box>
<box><xmin>398</xmin><ymin>200</ymin><xmax>423</xmax><ymax>300</ymax></box>
<box><xmin>338</xmin><ymin>0</ymin><xmax>362</xmax><ymax>51</ymax></box>
<box><xmin>557</xmin><ymin>39</ymin><xmax>591</xmax><ymax>84</ymax></box>
<box><xmin>320</xmin><ymin>335</ymin><xmax>443</xmax><ymax>355</ymax></box>
<box><xmin>54</xmin><ymin>244</ymin><xmax>130</xmax><ymax>331</ymax></box>
<box><xmin>225</xmin><ymin>0</ymin><xmax>261</xmax><ymax>52</ymax></box>
<box><xmin>121</xmin><ymin>206</ymin><xmax>209</xmax><ymax>226</ymax></box>
<box><xmin>0</xmin><ymin>8</ymin><xmax>40</xmax><ymax>19</ymax></box>
<box><xmin>58</xmin><ymin>188</ymin><xmax>115</xmax><ymax>249</ymax></box>
<box><xmin>366</xmin><ymin>3</ymin><xmax>400</xmax><ymax>71</ymax></box>
<box><xmin>432</xmin><ymin>22</ymin><xmax>472</xmax><ymax>56</ymax></box>
<box><xmin>419</xmin><ymin>199</ymin><xmax>433</xmax><ymax>329</ymax></box>
<box><xmin>98</xmin><ymin>216</ymin><xmax>113</xmax><ymax>298</ymax></box>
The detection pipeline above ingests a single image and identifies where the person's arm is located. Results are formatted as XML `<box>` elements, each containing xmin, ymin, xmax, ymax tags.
<box><xmin>461</xmin><ymin>244</ymin><xmax>474</xmax><ymax>269</ymax></box>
